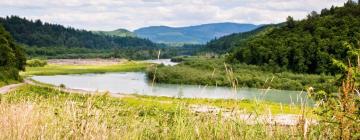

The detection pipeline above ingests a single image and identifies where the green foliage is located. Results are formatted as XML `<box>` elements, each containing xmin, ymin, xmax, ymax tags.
<box><xmin>170</xmin><ymin>56</ymin><xmax>186</xmax><ymax>62</ymax></box>
<box><xmin>24</xmin><ymin>45</ymin><xmax>201</xmax><ymax>60</ymax></box>
<box><xmin>0</xmin><ymin>16</ymin><xmax>156</xmax><ymax>49</ymax></box>
<box><xmin>309</xmin><ymin>42</ymin><xmax>360</xmax><ymax>139</ymax></box>
<box><xmin>0</xmin><ymin>16</ymin><xmax>193</xmax><ymax>59</ymax></box>
<box><xmin>147</xmin><ymin>57</ymin><xmax>337</xmax><ymax>91</ymax></box>
<box><xmin>59</xmin><ymin>83</ymin><xmax>66</xmax><ymax>88</ymax></box>
<box><xmin>26</xmin><ymin>59</ymin><xmax>47</xmax><ymax>67</ymax></box>
<box><xmin>204</xmin><ymin>24</ymin><xmax>280</xmax><ymax>53</ymax></box>
<box><xmin>0</xmin><ymin>24</ymin><xmax>26</xmax><ymax>86</ymax></box>
<box><xmin>0</xmin><ymin>16</ymin><xmax>205</xmax><ymax>59</ymax></box>
<box><xmin>226</xmin><ymin>3</ymin><xmax>360</xmax><ymax>74</ymax></box>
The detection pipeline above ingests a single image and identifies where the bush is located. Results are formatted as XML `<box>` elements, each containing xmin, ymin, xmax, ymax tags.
<box><xmin>59</xmin><ymin>84</ymin><xmax>66</xmax><ymax>88</ymax></box>
<box><xmin>26</xmin><ymin>59</ymin><xmax>47</xmax><ymax>67</ymax></box>
<box><xmin>170</xmin><ymin>56</ymin><xmax>185</xmax><ymax>62</ymax></box>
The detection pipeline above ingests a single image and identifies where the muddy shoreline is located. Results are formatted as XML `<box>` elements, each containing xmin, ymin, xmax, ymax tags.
<box><xmin>47</xmin><ymin>59</ymin><xmax>128</xmax><ymax>65</ymax></box>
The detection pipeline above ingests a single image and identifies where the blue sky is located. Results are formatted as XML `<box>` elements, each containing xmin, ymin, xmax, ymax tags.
<box><xmin>0</xmin><ymin>0</ymin><xmax>347</xmax><ymax>31</ymax></box>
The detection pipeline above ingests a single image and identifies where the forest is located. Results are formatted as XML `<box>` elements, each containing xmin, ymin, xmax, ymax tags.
<box><xmin>223</xmin><ymin>1</ymin><xmax>360</xmax><ymax>74</ymax></box>
<box><xmin>204</xmin><ymin>24</ymin><xmax>279</xmax><ymax>53</ymax></box>
<box><xmin>0</xmin><ymin>25</ymin><xmax>26</xmax><ymax>86</ymax></box>
<box><xmin>0</xmin><ymin>16</ymin><xmax>202</xmax><ymax>59</ymax></box>
<box><xmin>0</xmin><ymin>16</ymin><xmax>156</xmax><ymax>49</ymax></box>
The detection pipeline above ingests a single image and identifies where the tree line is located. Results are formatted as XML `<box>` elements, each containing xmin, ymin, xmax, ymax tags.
<box><xmin>0</xmin><ymin>16</ymin><xmax>204</xmax><ymax>59</ymax></box>
<box><xmin>224</xmin><ymin>1</ymin><xmax>360</xmax><ymax>74</ymax></box>
<box><xmin>0</xmin><ymin>16</ymin><xmax>157</xmax><ymax>49</ymax></box>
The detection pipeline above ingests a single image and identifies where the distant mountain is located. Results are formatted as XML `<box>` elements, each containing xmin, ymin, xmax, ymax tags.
<box><xmin>93</xmin><ymin>28</ymin><xmax>135</xmax><ymax>37</ymax></box>
<box><xmin>134</xmin><ymin>23</ymin><xmax>261</xmax><ymax>44</ymax></box>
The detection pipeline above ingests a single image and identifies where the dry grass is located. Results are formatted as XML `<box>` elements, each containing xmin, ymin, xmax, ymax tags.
<box><xmin>0</xmin><ymin>84</ymin><xmax>325</xmax><ymax>139</ymax></box>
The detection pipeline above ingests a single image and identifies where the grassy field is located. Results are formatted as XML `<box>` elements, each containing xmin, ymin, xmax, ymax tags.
<box><xmin>0</xmin><ymin>84</ymin><xmax>324</xmax><ymax>139</ymax></box>
<box><xmin>21</xmin><ymin>61</ymin><xmax>151</xmax><ymax>76</ymax></box>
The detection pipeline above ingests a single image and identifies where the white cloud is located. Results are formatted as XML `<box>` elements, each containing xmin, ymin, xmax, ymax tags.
<box><xmin>0</xmin><ymin>0</ymin><xmax>348</xmax><ymax>31</ymax></box>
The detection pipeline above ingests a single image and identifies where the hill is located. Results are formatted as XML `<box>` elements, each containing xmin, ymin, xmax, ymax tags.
<box><xmin>134</xmin><ymin>23</ymin><xmax>260</xmax><ymax>44</ymax></box>
<box><xmin>226</xmin><ymin>1</ymin><xmax>360</xmax><ymax>74</ymax></box>
<box><xmin>92</xmin><ymin>28</ymin><xmax>135</xmax><ymax>37</ymax></box>
<box><xmin>0</xmin><ymin>16</ymin><xmax>156</xmax><ymax>49</ymax></box>
<box><xmin>204</xmin><ymin>24</ymin><xmax>282</xmax><ymax>53</ymax></box>
<box><xmin>0</xmin><ymin>16</ymin><xmax>170</xmax><ymax>59</ymax></box>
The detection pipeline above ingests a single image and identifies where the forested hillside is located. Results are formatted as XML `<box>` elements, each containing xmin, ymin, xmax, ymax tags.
<box><xmin>0</xmin><ymin>24</ymin><xmax>26</xmax><ymax>86</ymax></box>
<box><xmin>226</xmin><ymin>1</ymin><xmax>360</xmax><ymax>74</ymax></box>
<box><xmin>204</xmin><ymin>24</ymin><xmax>281</xmax><ymax>53</ymax></box>
<box><xmin>0</xmin><ymin>16</ymin><xmax>173</xmax><ymax>59</ymax></box>
<box><xmin>0</xmin><ymin>16</ymin><xmax>155</xmax><ymax>49</ymax></box>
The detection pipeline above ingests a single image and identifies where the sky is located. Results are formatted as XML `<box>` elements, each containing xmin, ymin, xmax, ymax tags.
<box><xmin>0</xmin><ymin>0</ymin><xmax>348</xmax><ymax>31</ymax></box>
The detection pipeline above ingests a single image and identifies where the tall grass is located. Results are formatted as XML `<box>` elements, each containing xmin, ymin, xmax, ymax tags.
<box><xmin>0</xmin><ymin>85</ymin><xmax>331</xmax><ymax>139</ymax></box>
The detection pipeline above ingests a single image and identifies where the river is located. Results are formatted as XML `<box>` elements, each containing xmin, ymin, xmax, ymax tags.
<box><xmin>32</xmin><ymin>72</ymin><xmax>310</xmax><ymax>104</ymax></box>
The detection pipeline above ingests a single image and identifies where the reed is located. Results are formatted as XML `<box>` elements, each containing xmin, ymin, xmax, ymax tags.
<box><xmin>0</xmin><ymin>84</ymin><xmax>338</xmax><ymax>139</ymax></box>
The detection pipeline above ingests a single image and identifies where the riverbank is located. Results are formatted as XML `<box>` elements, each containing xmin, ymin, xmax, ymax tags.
<box><xmin>47</xmin><ymin>58</ymin><xmax>127</xmax><ymax>65</ymax></box>
<box><xmin>0</xmin><ymin>84</ymin><xmax>320</xmax><ymax>139</ymax></box>
<box><xmin>22</xmin><ymin>61</ymin><xmax>151</xmax><ymax>76</ymax></box>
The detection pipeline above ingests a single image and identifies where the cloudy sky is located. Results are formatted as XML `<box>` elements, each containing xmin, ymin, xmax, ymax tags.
<box><xmin>0</xmin><ymin>0</ymin><xmax>348</xmax><ymax>31</ymax></box>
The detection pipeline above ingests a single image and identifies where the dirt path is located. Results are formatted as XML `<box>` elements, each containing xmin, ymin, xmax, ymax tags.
<box><xmin>47</xmin><ymin>59</ymin><xmax>127</xmax><ymax>65</ymax></box>
<box><xmin>0</xmin><ymin>83</ymin><xmax>25</xmax><ymax>94</ymax></box>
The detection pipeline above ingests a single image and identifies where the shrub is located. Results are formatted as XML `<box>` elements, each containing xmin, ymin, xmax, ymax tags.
<box><xmin>59</xmin><ymin>84</ymin><xmax>66</xmax><ymax>88</ymax></box>
<box><xmin>26</xmin><ymin>59</ymin><xmax>47</xmax><ymax>67</ymax></box>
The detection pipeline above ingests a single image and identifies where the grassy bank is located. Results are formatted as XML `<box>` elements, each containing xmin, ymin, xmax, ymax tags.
<box><xmin>0</xmin><ymin>84</ymin><xmax>324</xmax><ymax>139</ymax></box>
<box><xmin>22</xmin><ymin>61</ymin><xmax>151</xmax><ymax>76</ymax></box>
<box><xmin>148</xmin><ymin>57</ymin><xmax>338</xmax><ymax>92</ymax></box>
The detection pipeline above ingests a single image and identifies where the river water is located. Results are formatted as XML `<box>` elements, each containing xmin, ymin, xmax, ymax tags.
<box><xmin>32</xmin><ymin>72</ymin><xmax>310</xmax><ymax>104</ymax></box>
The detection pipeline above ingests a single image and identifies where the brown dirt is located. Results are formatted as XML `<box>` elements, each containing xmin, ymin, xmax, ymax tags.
<box><xmin>189</xmin><ymin>104</ymin><xmax>317</xmax><ymax>126</ymax></box>
<box><xmin>47</xmin><ymin>59</ymin><xmax>127</xmax><ymax>65</ymax></box>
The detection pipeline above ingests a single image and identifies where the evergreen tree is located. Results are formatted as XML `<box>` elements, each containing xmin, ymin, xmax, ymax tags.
<box><xmin>0</xmin><ymin>24</ymin><xmax>26</xmax><ymax>82</ymax></box>
<box><xmin>286</xmin><ymin>16</ymin><xmax>295</xmax><ymax>28</ymax></box>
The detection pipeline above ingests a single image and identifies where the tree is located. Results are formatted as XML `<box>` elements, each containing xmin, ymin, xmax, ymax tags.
<box><xmin>345</xmin><ymin>0</ymin><xmax>356</xmax><ymax>7</ymax></box>
<box><xmin>0</xmin><ymin>24</ymin><xmax>26</xmax><ymax>82</ymax></box>
<box><xmin>226</xmin><ymin>2</ymin><xmax>360</xmax><ymax>74</ymax></box>
<box><xmin>286</xmin><ymin>16</ymin><xmax>295</xmax><ymax>28</ymax></box>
